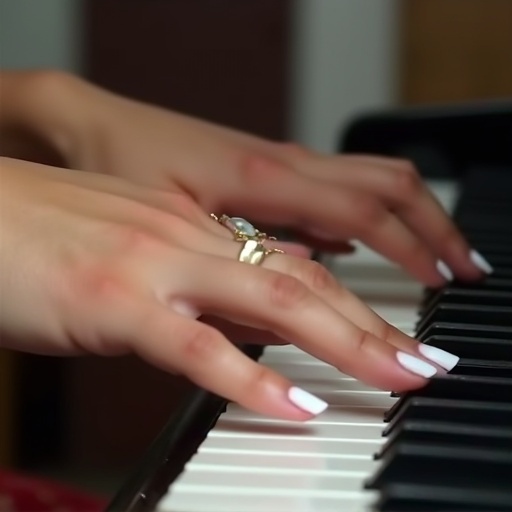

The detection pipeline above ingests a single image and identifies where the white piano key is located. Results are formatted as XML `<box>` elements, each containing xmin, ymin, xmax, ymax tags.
<box><xmin>202</xmin><ymin>435</ymin><xmax>381</xmax><ymax>457</ymax></box>
<box><xmin>188</xmin><ymin>450</ymin><xmax>376</xmax><ymax>473</ymax></box>
<box><xmin>259</xmin><ymin>362</ymin><xmax>360</xmax><ymax>381</ymax></box>
<box><xmin>221</xmin><ymin>404</ymin><xmax>388</xmax><ymax>424</ymax></box>
<box><xmin>159</xmin><ymin>488</ymin><xmax>376</xmax><ymax>512</ymax></box>
<box><xmin>169</xmin><ymin>470</ymin><xmax>367</xmax><ymax>494</ymax></box>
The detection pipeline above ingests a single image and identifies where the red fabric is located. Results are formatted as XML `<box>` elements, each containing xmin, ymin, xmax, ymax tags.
<box><xmin>0</xmin><ymin>470</ymin><xmax>106</xmax><ymax>512</ymax></box>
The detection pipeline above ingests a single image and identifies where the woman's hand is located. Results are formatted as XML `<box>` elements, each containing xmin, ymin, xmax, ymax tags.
<box><xmin>5</xmin><ymin>71</ymin><xmax>491</xmax><ymax>288</ymax></box>
<box><xmin>0</xmin><ymin>157</ymin><xmax>459</xmax><ymax>420</ymax></box>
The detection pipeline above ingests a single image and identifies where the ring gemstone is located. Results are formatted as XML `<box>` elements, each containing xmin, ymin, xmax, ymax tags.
<box><xmin>229</xmin><ymin>217</ymin><xmax>257</xmax><ymax>237</ymax></box>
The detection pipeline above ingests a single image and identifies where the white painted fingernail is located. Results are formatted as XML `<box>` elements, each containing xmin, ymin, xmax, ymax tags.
<box><xmin>396</xmin><ymin>351</ymin><xmax>437</xmax><ymax>378</ymax></box>
<box><xmin>470</xmin><ymin>249</ymin><xmax>493</xmax><ymax>274</ymax></box>
<box><xmin>418</xmin><ymin>344</ymin><xmax>459</xmax><ymax>371</ymax></box>
<box><xmin>288</xmin><ymin>387</ymin><xmax>328</xmax><ymax>415</ymax></box>
<box><xmin>436</xmin><ymin>260</ymin><xmax>454</xmax><ymax>281</ymax></box>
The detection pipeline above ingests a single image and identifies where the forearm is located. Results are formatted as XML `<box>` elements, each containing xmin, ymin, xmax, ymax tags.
<box><xmin>0</xmin><ymin>70</ymin><xmax>82</xmax><ymax>165</ymax></box>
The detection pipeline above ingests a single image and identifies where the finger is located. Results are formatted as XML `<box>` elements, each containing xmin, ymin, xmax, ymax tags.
<box><xmin>264</xmin><ymin>240</ymin><xmax>313</xmax><ymax>258</ymax></box>
<box><xmin>171</xmin><ymin>251</ymin><xmax>439</xmax><ymax>392</ymax></box>
<box><xmin>231</xmin><ymin>170</ymin><xmax>447</xmax><ymax>286</ymax></box>
<box><xmin>261</xmin><ymin>255</ymin><xmax>459</xmax><ymax>372</ymax></box>
<box><xmin>118</xmin><ymin>300</ymin><xmax>326</xmax><ymax>420</ymax></box>
<box><xmin>278</xmin><ymin>231</ymin><xmax>356</xmax><ymax>255</ymax></box>
<box><xmin>297</xmin><ymin>155</ymin><xmax>488</xmax><ymax>280</ymax></box>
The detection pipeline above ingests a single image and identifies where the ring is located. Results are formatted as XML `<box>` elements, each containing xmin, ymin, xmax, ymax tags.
<box><xmin>238</xmin><ymin>239</ymin><xmax>282</xmax><ymax>266</ymax></box>
<box><xmin>210</xmin><ymin>214</ymin><xmax>275</xmax><ymax>242</ymax></box>
<box><xmin>210</xmin><ymin>214</ymin><xmax>283</xmax><ymax>264</ymax></box>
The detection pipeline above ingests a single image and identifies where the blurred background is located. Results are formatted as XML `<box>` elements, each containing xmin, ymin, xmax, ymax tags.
<box><xmin>1</xmin><ymin>0</ymin><xmax>511</xmax><ymax>502</ymax></box>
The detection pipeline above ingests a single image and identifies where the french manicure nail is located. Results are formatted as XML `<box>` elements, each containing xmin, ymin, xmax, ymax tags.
<box><xmin>436</xmin><ymin>260</ymin><xmax>454</xmax><ymax>281</ymax></box>
<box><xmin>288</xmin><ymin>386</ymin><xmax>328</xmax><ymax>415</ymax></box>
<box><xmin>396</xmin><ymin>351</ymin><xmax>437</xmax><ymax>378</ymax></box>
<box><xmin>418</xmin><ymin>344</ymin><xmax>459</xmax><ymax>371</ymax></box>
<box><xmin>470</xmin><ymin>249</ymin><xmax>493</xmax><ymax>274</ymax></box>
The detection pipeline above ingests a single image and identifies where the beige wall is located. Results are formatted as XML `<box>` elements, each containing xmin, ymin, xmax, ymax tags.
<box><xmin>290</xmin><ymin>0</ymin><xmax>399</xmax><ymax>152</ymax></box>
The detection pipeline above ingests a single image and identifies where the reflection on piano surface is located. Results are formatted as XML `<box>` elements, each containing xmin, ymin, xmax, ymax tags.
<box><xmin>107</xmin><ymin>103</ymin><xmax>512</xmax><ymax>512</ymax></box>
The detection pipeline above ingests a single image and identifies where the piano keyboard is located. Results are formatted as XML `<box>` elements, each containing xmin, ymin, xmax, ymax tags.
<box><xmin>154</xmin><ymin>182</ymin><xmax>452</xmax><ymax>512</ymax></box>
<box><xmin>155</xmin><ymin>170</ymin><xmax>512</xmax><ymax>512</ymax></box>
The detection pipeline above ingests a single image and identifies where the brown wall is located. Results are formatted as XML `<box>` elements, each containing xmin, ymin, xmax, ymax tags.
<box><xmin>400</xmin><ymin>0</ymin><xmax>512</xmax><ymax>104</ymax></box>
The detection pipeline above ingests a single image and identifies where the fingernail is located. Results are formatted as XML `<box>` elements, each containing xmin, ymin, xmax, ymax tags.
<box><xmin>288</xmin><ymin>386</ymin><xmax>328</xmax><ymax>415</ymax></box>
<box><xmin>418</xmin><ymin>344</ymin><xmax>459</xmax><ymax>371</ymax></box>
<box><xmin>470</xmin><ymin>249</ymin><xmax>493</xmax><ymax>274</ymax></box>
<box><xmin>436</xmin><ymin>260</ymin><xmax>454</xmax><ymax>281</ymax></box>
<box><xmin>396</xmin><ymin>351</ymin><xmax>437</xmax><ymax>378</ymax></box>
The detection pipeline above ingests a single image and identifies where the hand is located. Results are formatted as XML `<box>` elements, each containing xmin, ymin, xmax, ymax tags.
<box><xmin>29</xmin><ymin>73</ymin><xmax>491</xmax><ymax>287</ymax></box>
<box><xmin>0</xmin><ymin>157</ymin><xmax>459</xmax><ymax>420</ymax></box>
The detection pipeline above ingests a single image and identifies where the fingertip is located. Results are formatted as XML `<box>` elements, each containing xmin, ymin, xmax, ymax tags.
<box><xmin>288</xmin><ymin>386</ymin><xmax>329</xmax><ymax>416</ymax></box>
<box><xmin>246</xmin><ymin>376</ymin><xmax>329</xmax><ymax>421</ymax></box>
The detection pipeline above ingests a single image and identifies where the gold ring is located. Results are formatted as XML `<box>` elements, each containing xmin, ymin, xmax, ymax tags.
<box><xmin>210</xmin><ymin>214</ymin><xmax>284</xmax><ymax>264</ymax></box>
<box><xmin>238</xmin><ymin>239</ymin><xmax>282</xmax><ymax>265</ymax></box>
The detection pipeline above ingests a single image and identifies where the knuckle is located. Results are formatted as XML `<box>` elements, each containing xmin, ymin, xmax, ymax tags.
<box><xmin>266</xmin><ymin>273</ymin><xmax>309</xmax><ymax>310</ymax></box>
<box><xmin>180</xmin><ymin>325</ymin><xmax>221</xmax><ymax>361</ymax></box>
<box><xmin>58</xmin><ymin>258</ymin><xmax>127</xmax><ymax>312</ymax></box>
<box><xmin>351</xmin><ymin>195</ymin><xmax>386</xmax><ymax>231</ymax></box>
<box><xmin>246</xmin><ymin>364</ymin><xmax>274</xmax><ymax>393</ymax></box>
<box><xmin>393</xmin><ymin>161</ymin><xmax>422</xmax><ymax>197</ymax></box>
<box><xmin>113</xmin><ymin>224</ymin><xmax>162</xmax><ymax>254</ymax></box>
<box><xmin>373</xmin><ymin>320</ymin><xmax>394</xmax><ymax>344</ymax></box>
<box><xmin>295</xmin><ymin>260</ymin><xmax>336</xmax><ymax>293</ymax></box>
<box><xmin>239</xmin><ymin>151</ymin><xmax>291</xmax><ymax>186</ymax></box>
<box><xmin>438</xmin><ymin>224</ymin><xmax>460</xmax><ymax>249</ymax></box>
<box><xmin>405</xmin><ymin>237</ymin><xmax>429</xmax><ymax>262</ymax></box>
<box><xmin>353</xmin><ymin>329</ymin><xmax>375</xmax><ymax>354</ymax></box>
<box><xmin>280</xmin><ymin>141</ymin><xmax>314</xmax><ymax>159</ymax></box>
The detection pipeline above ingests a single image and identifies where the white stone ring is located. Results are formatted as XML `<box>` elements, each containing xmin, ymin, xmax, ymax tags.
<box><xmin>210</xmin><ymin>214</ymin><xmax>275</xmax><ymax>243</ymax></box>
<box><xmin>210</xmin><ymin>214</ymin><xmax>284</xmax><ymax>265</ymax></box>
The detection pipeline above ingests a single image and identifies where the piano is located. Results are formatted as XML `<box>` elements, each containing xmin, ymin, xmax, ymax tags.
<box><xmin>107</xmin><ymin>102</ymin><xmax>512</xmax><ymax>512</ymax></box>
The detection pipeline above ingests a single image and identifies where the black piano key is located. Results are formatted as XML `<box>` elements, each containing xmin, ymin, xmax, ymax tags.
<box><xmin>464</xmin><ymin>240</ymin><xmax>512</xmax><ymax>255</ymax></box>
<box><xmin>383</xmin><ymin>397</ymin><xmax>512</xmax><ymax>434</ymax></box>
<box><xmin>450</xmin><ymin>359</ymin><xmax>512</xmax><ymax>378</ymax></box>
<box><xmin>458</xmin><ymin>218</ymin><xmax>512</xmax><ymax>234</ymax></box>
<box><xmin>415</xmin><ymin>304</ymin><xmax>512</xmax><ymax>336</ymax></box>
<box><xmin>417</xmin><ymin>322</ymin><xmax>512</xmax><ymax>342</ymax></box>
<box><xmin>391</xmin><ymin>374</ymin><xmax>512</xmax><ymax>402</ymax></box>
<box><xmin>422</xmin><ymin>335</ymin><xmax>512</xmax><ymax>360</ymax></box>
<box><xmin>376</xmin><ymin>420</ymin><xmax>512</xmax><ymax>460</ymax></box>
<box><xmin>370</xmin><ymin>163</ymin><xmax>512</xmax><ymax>511</ymax></box>
<box><xmin>365</xmin><ymin>443</ymin><xmax>512</xmax><ymax>491</ymax></box>
<box><xmin>484</xmin><ymin>255</ymin><xmax>512</xmax><ymax>267</ymax></box>
<box><xmin>421</xmin><ymin>289</ymin><xmax>512</xmax><ymax>315</ymax></box>
<box><xmin>437</xmin><ymin>277</ymin><xmax>512</xmax><ymax>292</ymax></box>
<box><xmin>375</xmin><ymin>483</ymin><xmax>512</xmax><ymax>512</ymax></box>
<box><xmin>486</xmin><ymin>267</ymin><xmax>512</xmax><ymax>278</ymax></box>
